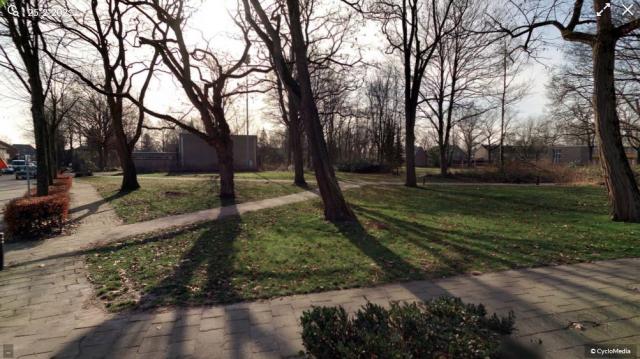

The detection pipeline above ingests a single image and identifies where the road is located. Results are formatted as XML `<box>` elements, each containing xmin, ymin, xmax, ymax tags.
<box><xmin>0</xmin><ymin>174</ymin><xmax>28</xmax><ymax>230</ymax></box>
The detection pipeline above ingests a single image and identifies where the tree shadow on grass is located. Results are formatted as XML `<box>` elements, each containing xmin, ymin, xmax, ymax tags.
<box><xmin>51</xmin><ymin>208</ymin><xmax>300</xmax><ymax>357</ymax></box>
<box><xmin>350</xmin><ymin>203</ymin><xmax>607</xmax><ymax>276</ymax></box>
<box><xmin>415</xmin><ymin>185</ymin><xmax>606</xmax><ymax>216</ymax></box>
<box><xmin>331</xmin><ymin>217</ymin><xmax>425</xmax><ymax>284</ymax></box>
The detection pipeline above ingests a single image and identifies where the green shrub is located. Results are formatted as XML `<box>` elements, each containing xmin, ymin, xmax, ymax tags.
<box><xmin>301</xmin><ymin>296</ymin><xmax>522</xmax><ymax>359</ymax></box>
<box><xmin>336</xmin><ymin>161</ymin><xmax>391</xmax><ymax>173</ymax></box>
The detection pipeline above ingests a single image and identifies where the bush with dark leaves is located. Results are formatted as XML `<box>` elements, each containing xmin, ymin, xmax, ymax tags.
<box><xmin>301</xmin><ymin>296</ymin><xmax>528</xmax><ymax>359</ymax></box>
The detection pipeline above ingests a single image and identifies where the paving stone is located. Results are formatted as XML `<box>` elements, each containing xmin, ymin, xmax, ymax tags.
<box><xmin>138</xmin><ymin>335</ymin><xmax>171</xmax><ymax>353</ymax></box>
<box><xmin>223</xmin><ymin>319</ymin><xmax>251</xmax><ymax>335</ymax></box>
<box><xmin>200</xmin><ymin>317</ymin><xmax>225</xmax><ymax>332</ymax></box>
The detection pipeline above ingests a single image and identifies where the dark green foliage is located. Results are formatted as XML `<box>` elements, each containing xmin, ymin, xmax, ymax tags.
<box><xmin>299</xmin><ymin>306</ymin><xmax>354</xmax><ymax>358</ymax></box>
<box><xmin>336</xmin><ymin>161</ymin><xmax>391</xmax><ymax>173</ymax></box>
<box><xmin>301</xmin><ymin>296</ymin><xmax>518</xmax><ymax>359</ymax></box>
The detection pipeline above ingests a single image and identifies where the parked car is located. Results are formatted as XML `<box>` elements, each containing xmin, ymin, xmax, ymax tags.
<box><xmin>1</xmin><ymin>166</ymin><xmax>15</xmax><ymax>174</ymax></box>
<box><xmin>15</xmin><ymin>165</ymin><xmax>37</xmax><ymax>180</ymax></box>
<box><xmin>10</xmin><ymin>160</ymin><xmax>26</xmax><ymax>171</ymax></box>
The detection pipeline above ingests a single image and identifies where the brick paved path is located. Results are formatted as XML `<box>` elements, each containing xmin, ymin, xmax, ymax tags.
<box><xmin>0</xmin><ymin>257</ymin><xmax>638</xmax><ymax>358</ymax></box>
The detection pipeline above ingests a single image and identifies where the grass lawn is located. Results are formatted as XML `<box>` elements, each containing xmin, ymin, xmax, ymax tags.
<box><xmin>86</xmin><ymin>184</ymin><xmax>640</xmax><ymax>311</ymax></box>
<box><xmin>136</xmin><ymin>170</ymin><xmax>415</xmax><ymax>183</ymax></box>
<box><xmin>81</xmin><ymin>176</ymin><xmax>310</xmax><ymax>224</ymax></box>
<box><xmin>135</xmin><ymin>171</ymin><xmax>310</xmax><ymax>181</ymax></box>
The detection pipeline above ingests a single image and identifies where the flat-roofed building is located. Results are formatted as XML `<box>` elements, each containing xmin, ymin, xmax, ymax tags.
<box><xmin>133</xmin><ymin>134</ymin><xmax>258</xmax><ymax>173</ymax></box>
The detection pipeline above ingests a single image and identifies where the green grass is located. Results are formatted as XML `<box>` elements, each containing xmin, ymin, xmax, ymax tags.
<box><xmin>136</xmin><ymin>170</ymin><xmax>419</xmax><ymax>183</ymax></box>
<box><xmin>135</xmin><ymin>171</ymin><xmax>310</xmax><ymax>181</ymax></box>
<box><xmin>86</xmin><ymin>184</ymin><xmax>640</xmax><ymax>311</ymax></box>
<box><xmin>81</xmin><ymin>176</ymin><xmax>309</xmax><ymax>224</ymax></box>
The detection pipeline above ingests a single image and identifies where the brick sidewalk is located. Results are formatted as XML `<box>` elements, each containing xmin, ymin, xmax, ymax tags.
<box><xmin>0</xmin><ymin>257</ymin><xmax>638</xmax><ymax>359</ymax></box>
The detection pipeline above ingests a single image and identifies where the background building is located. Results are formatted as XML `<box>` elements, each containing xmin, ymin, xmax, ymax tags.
<box><xmin>12</xmin><ymin>144</ymin><xmax>36</xmax><ymax>160</ymax></box>
<box><xmin>133</xmin><ymin>134</ymin><xmax>257</xmax><ymax>173</ymax></box>
<box><xmin>0</xmin><ymin>140</ymin><xmax>16</xmax><ymax>162</ymax></box>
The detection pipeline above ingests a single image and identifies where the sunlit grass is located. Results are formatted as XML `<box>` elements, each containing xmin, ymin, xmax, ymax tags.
<box><xmin>81</xmin><ymin>176</ymin><xmax>310</xmax><ymax>223</ymax></box>
<box><xmin>86</xmin><ymin>184</ymin><xmax>640</xmax><ymax>311</ymax></box>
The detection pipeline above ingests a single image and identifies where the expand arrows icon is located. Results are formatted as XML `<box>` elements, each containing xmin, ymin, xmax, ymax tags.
<box><xmin>597</xmin><ymin>2</ymin><xmax>611</xmax><ymax>16</ymax></box>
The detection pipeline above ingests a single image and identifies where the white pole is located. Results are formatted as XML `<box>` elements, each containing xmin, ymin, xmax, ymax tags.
<box><xmin>25</xmin><ymin>155</ymin><xmax>31</xmax><ymax>197</ymax></box>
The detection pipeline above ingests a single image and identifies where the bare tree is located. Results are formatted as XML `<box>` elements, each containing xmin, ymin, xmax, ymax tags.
<box><xmin>262</xmin><ymin>0</ymin><xmax>361</xmax><ymax>186</ymax></box>
<box><xmin>121</xmin><ymin>0</ymin><xmax>268</xmax><ymax>199</ymax></box>
<box><xmin>420</xmin><ymin>0</ymin><xmax>493</xmax><ymax>175</ymax></box>
<box><xmin>494</xmin><ymin>38</ymin><xmax>529</xmax><ymax>170</ymax></box>
<box><xmin>1</xmin><ymin>0</ymin><xmax>52</xmax><ymax>195</ymax></box>
<box><xmin>242</xmin><ymin>0</ymin><xmax>356</xmax><ymax>221</ymax></box>
<box><xmin>364</xmin><ymin>65</ymin><xmax>403</xmax><ymax>167</ymax></box>
<box><xmin>458</xmin><ymin>111</ymin><xmax>482</xmax><ymax>167</ymax></box>
<box><xmin>480</xmin><ymin>113</ymin><xmax>498</xmax><ymax>162</ymax></box>
<box><xmin>512</xmin><ymin>117</ymin><xmax>560</xmax><ymax>162</ymax></box>
<box><xmin>371</xmin><ymin>0</ymin><xmax>454</xmax><ymax>186</ymax></box>
<box><xmin>271</xmin><ymin>70</ymin><xmax>308</xmax><ymax>185</ymax></box>
<box><xmin>548</xmin><ymin>46</ymin><xmax>596</xmax><ymax>162</ymax></box>
<box><xmin>72</xmin><ymin>90</ymin><xmax>114</xmax><ymax>170</ymax></box>
<box><xmin>494</xmin><ymin>0</ymin><xmax>640</xmax><ymax>221</ymax></box>
<box><xmin>41</xmin><ymin>0</ymin><xmax>159</xmax><ymax>192</ymax></box>
<box><xmin>45</xmin><ymin>70</ymin><xmax>78</xmax><ymax>180</ymax></box>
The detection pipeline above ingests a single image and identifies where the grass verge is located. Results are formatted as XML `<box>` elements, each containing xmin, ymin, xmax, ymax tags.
<box><xmin>87</xmin><ymin>184</ymin><xmax>640</xmax><ymax>311</ymax></box>
<box><xmin>81</xmin><ymin>176</ymin><xmax>310</xmax><ymax>223</ymax></box>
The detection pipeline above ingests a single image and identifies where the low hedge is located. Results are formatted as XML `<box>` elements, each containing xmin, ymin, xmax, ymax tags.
<box><xmin>301</xmin><ymin>297</ymin><xmax>534</xmax><ymax>359</ymax></box>
<box><xmin>4</xmin><ymin>176</ymin><xmax>72</xmax><ymax>240</ymax></box>
<box><xmin>336</xmin><ymin>161</ymin><xmax>392</xmax><ymax>173</ymax></box>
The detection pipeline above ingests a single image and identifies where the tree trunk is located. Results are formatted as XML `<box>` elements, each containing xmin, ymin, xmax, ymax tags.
<box><xmin>109</xmin><ymin>100</ymin><xmax>140</xmax><ymax>192</ymax></box>
<box><xmin>439</xmin><ymin>144</ymin><xmax>448</xmax><ymax>175</ymax></box>
<box><xmin>28</xmin><ymin>73</ymin><xmax>49</xmax><ymax>195</ymax></box>
<box><xmin>405</xmin><ymin>106</ymin><xmax>417</xmax><ymax>187</ymax></box>
<box><xmin>47</xmin><ymin>126</ymin><xmax>57</xmax><ymax>182</ymax></box>
<box><xmin>499</xmin><ymin>48</ymin><xmax>507</xmax><ymax>172</ymax></box>
<box><xmin>98</xmin><ymin>146</ymin><xmax>106</xmax><ymax>171</ymax></box>
<box><xmin>592</xmin><ymin>33</ymin><xmax>640</xmax><ymax>222</ymax></box>
<box><xmin>114</xmin><ymin>138</ymin><xmax>139</xmax><ymax>192</ymax></box>
<box><xmin>286</xmin><ymin>0</ymin><xmax>355</xmax><ymax>222</ymax></box>
<box><xmin>288</xmin><ymin>99</ymin><xmax>306</xmax><ymax>186</ymax></box>
<box><xmin>216</xmin><ymin>139</ymin><xmax>235</xmax><ymax>200</ymax></box>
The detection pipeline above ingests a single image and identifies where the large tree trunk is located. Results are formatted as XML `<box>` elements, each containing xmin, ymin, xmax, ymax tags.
<box><xmin>47</xmin><ymin>126</ymin><xmax>57</xmax><ymax>182</ymax></box>
<box><xmin>439</xmin><ymin>144</ymin><xmax>449</xmax><ymax>176</ymax></box>
<box><xmin>592</xmin><ymin>33</ymin><xmax>640</xmax><ymax>222</ymax></box>
<box><xmin>405</xmin><ymin>106</ymin><xmax>417</xmax><ymax>187</ymax></box>
<box><xmin>30</xmin><ymin>89</ymin><xmax>50</xmax><ymax>196</ymax></box>
<box><xmin>114</xmin><ymin>138</ymin><xmax>139</xmax><ymax>192</ymax></box>
<box><xmin>499</xmin><ymin>49</ymin><xmax>507</xmax><ymax>172</ymax></box>
<box><xmin>216</xmin><ymin>138</ymin><xmax>235</xmax><ymax>200</ymax></box>
<box><xmin>28</xmin><ymin>68</ymin><xmax>50</xmax><ymax>195</ymax></box>
<box><xmin>288</xmin><ymin>99</ymin><xmax>307</xmax><ymax>186</ymax></box>
<box><xmin>109</xmin><ymin>100</ymin><xmax>140</xmax><ymax>192</ymax></box>
<box><xmin>286</xmin><ymin>0</ymin><xmax>355</xmax><ymax>222</ymax></box>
